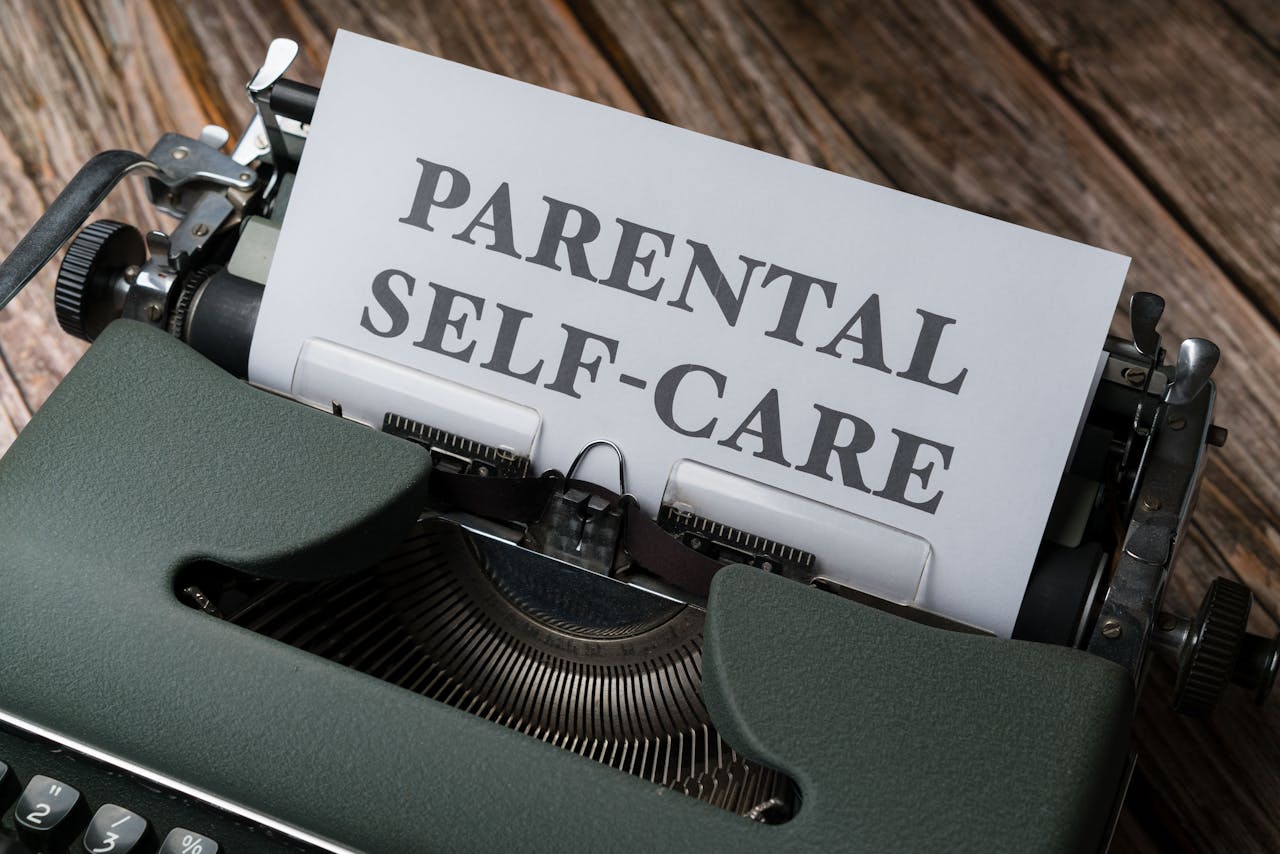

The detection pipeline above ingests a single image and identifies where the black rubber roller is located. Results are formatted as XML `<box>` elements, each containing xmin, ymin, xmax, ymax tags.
<box><xmin>169</xmin><ymin>266</ymin><xmax>263</xmax><ymax>378</ymax></box>
<box><xmin>54</xmin><ymin>219</ymin><xmax>145</xmax><ymax>341</ymax></box>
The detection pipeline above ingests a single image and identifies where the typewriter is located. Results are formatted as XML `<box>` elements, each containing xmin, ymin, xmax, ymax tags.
<box><xmin>0</xmin><ymin>39</ymin><xmax>1274</xmax><ymax>854</ymax></box>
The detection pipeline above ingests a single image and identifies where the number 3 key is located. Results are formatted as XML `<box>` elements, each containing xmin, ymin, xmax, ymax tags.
<box><xmin>81</xmin><ymin>803</ymin><xmax>153</xmax><ymax>853</ymax></box>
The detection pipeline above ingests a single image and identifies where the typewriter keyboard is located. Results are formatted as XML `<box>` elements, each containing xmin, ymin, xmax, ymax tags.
<box><xmin>0</xmin><ymin>720</ymin><xmax>326</xmax><ymax>853</ymax></box>
<box><xmin>0</xmin><ymin>762</ymin><xmax>220</xmax><ymax>854</ymax></box>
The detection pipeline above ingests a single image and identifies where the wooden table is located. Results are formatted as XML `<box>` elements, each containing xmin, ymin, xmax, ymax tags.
<box><xmin>0</xmin><ymin>2</ymin><xmax>1276</xmax><ymax>850</ymax></box>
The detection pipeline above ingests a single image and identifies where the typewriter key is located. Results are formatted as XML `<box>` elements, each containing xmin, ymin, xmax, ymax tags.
<box><xmin>158</xmin><ymin>828</ymin><xmax>217</xmax><ymax>854</ymax></box>
<box><xmin>81</xmin><ymin>804</ymin><xmax>152</xmax><ymax>854</ymax></box>
<box><xmin>14</xmin><ymin>775</ymin><xmax>87</xmax><ymax>852</ymax></box>
<box><xmin>0</xmin><ymin>760</ymin><xmax>17</xmax><ymax>813</ymax></box>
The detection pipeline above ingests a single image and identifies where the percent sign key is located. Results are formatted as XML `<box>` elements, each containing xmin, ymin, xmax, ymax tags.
<box><xmin>159</xmin><ymin>828</ymin><xmax>219</xmax><ymax>854</ymax></box>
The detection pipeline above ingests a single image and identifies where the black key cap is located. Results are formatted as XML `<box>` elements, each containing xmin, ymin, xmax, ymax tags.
<box><xmin>0</xmin><ymin>760</ymin><xmax>19</xmax><ymax>812</ymax></box>
<box><xmin>14</xmin><ymin>775</ymin><xmax>88</xmax><ymax>852</ymax></box>
<box><xmin>82</xmin><ymin>804</ymin><xmax>153</xmax><ymax>854</ymax></box>
<box><xmin>158</xmin><ymin>829</ymin><xmax>217</xmax><ymax>854</ymax></box>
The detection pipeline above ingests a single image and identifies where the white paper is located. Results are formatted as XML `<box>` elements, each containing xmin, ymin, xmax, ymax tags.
<box><xmin>250</xmin><ymin>31</ymin><xmax>1129</xmax><ymax>636</ymax></box>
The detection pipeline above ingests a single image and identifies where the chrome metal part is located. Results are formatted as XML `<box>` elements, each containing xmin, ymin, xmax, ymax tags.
<box><xmin>1087</xmin><ymin>379</ymin><xmax>1216</xmax><ymax>686</ymax></box>
<box><xmin>246</xmin><ymin>38</ymin><xmax>302</xmax><ymax>170</ymax></box>
<box><xmin>1166</xmin><ymin>338</ymin><xmax>1221</xmax><ymax>407</ymax></box>
<box><xmin>1129</xmin><ymin>292</ymin><xmax>1165</xmax><ymax>359</ymax></box>
<box><xmin>145</xmin><ymin>230</ymin><xmax>170</xmax><ymax>258</ymax></box>
<box><xmin>165</xmin><ymin>192</ymin><xmax>236</xmax><ymax>265</ymax></box>
<box><xmin>198</xmin><ymin>124</ymin><xmax>231</xmax><ymax>151</ymax></box>
<box><xmin>121</xmin><ymin>259</ymin><xmax>177</xmax><ymax>329</ymax></box>
<box><xmin>1102</xmin><ymin>350</ymin><xmax>1167</xmax><ymax>397</ymax></box>
<box><xmin>230</xmin><ymin>113</ymin><xmax>271</xmax><ymax>167</ymax></box>
<box><xmin>457</xmin><ymin>510</ymin><xmax>696</xmax><ymax>608</ymax></box>
<box><xmin>97</xmin><ymin>129</ymin><xmax>262</xmax><ymax>332</ymax></box>
<box><xmin>659</xmin><ymin>505</ymin><xmax>815</xmax><ymax>580</ymax></box>
<box><xmin>566</xmin><ymin>439</ymin><xmax>628</xmax><ymax>495</ymax></box>
<box><xmin>1152</xmin><ymin>580</ymin><xmax>1280</xmax><ymax>715</ymax></box>
<box><xmin>247</xmin><ymin>37</ymin><xmax>299</xmax><ymax>97</ymax></box>
<box><xmin>382</xmin><ymin>412</ymin><xmax>530</xmax><ymax>478</ymax></box>
<box><xmin>144</xmin><ymin>133</ymin><xmax>257</xmax><ymax>218</ymax></box>
<box><xmin>523</xmin><ymin>484</ymin><xmax>625</xmax><ymax>575</ymax></box>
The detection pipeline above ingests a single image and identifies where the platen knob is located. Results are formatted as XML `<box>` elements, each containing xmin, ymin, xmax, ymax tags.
<box><xmin>1173</xmin><ymin>578</ymin><xmax>1252</xmax><ymax>716</ymax></box>
<box><xmin>54</xmin><ymin>219</ymin><xmax>146</xmax><ymax>341</ymax></box>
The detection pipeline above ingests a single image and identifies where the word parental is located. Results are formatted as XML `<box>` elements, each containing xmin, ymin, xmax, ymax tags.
<box><xmin>358</xmin><ymin>157</ymin><xmax>970</xmax><ymax>514</ymax></box>
<box><xmin>396</xmin><ymin>159</ymin><xmax>968</xmax><ymax>397</ymax></box>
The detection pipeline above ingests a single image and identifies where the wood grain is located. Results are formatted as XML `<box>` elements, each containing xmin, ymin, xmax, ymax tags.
<box><xmin>0</xmin><ymin>1</ymin><xmax>215</xmax><ymax>413</ymax></box>
<box><xmin>0</xmin><ymin>1</ymin><xmax>1276</xmax><ymax>850</ymax></box>
<box><xmin>989</xmin><ymin>0</ymin><xmax>1280</xmax><ymax>328</ymax></box>
<box><xmin>165</xmin><ymin>0</ymin><xmax>640</xmax><ymax>124</ymax></box>
<box><xmin>1221</xmin><ymin>0</ymin><xmax>1280</xmax><ymax>56</ymax></box>
<box><xmin>570</xmin><ymin>0</ymin><xmax>883</xmax><ymax>179</ymax></box>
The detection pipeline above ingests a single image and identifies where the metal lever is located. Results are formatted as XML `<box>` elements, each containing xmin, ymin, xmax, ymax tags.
<box><xmin>1127</xmin><ymin>291</ymin><xmax>1166</xmax><ymax>436</ymax></box>
<box><xmin>247</xmin><ymin>37</ymin><xmax>299</xmax><ymax>97</ymax></box>
<box><xmin>1130</xmin><ymin>291</ymin><xmax>1165</xmax><ymax>359</ymax></box>
<box><xmin>0</xmin><ymin>150</ymin><xmax>155</xmax><ymax>313</ymax></box>
<box><xmin>247</xmin><ymin>38</ymin><xmax>301</xmax><ymax>171</ymax></box>
<box><xmin>1165</xmin><ymin>338</ymin><xmax>1220</xmax><ymax>406</ymax></box>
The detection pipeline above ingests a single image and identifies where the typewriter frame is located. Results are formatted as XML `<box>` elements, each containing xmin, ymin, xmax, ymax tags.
<box><xmin>0</xmin><ymin>37</ymin><xmax>1273</xmax><ymax>854</ymax></box>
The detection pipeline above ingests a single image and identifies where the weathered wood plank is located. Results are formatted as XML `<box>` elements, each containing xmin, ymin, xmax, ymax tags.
<box><xmin>990</xmin><ymin>0</ymin><xmax>1280</xmax><ymax>328</ymax></box>
<box><xmin>569</xmin><ymin>0</ymin><xmax>883</xmax><ymax>179</ymax></box>
<box><xmin>1112</xmin><ymin>769</ymin><xmax>1177</xmax><ymax>853</ymax></box>
<box><xmin>1220</xmin><ymin>0</ymin><xmax>1280</xmax><ymax>56</ymax></box>
<box><xmin>165</xmin><ymin>0</ymin><xmax>640</xmax><ymax>138</ymax></box>
<box><xmin>0</xmin><ymin>0</ymin><xmax>216</xmax><ymax>414</ymax></box>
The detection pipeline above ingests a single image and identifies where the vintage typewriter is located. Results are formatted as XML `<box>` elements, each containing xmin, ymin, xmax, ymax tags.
<box><xmin>0</xmin><ymin>39</ymin><xmax>1275</xmax><ymax>854</ymax></box>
